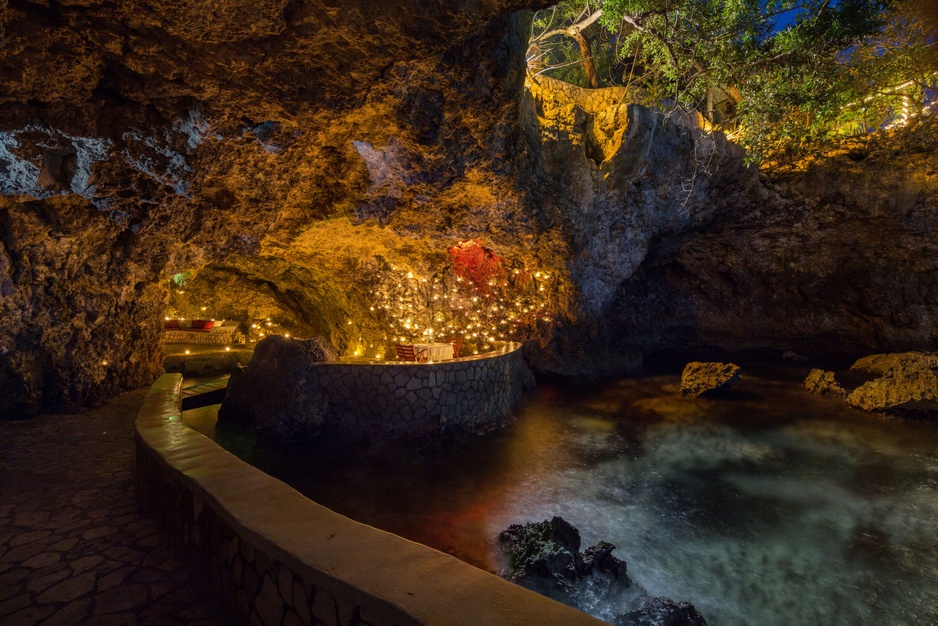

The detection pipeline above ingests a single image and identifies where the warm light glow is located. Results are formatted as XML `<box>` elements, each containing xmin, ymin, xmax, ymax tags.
<box><xmin>185</xmin><ymin>350</ymin><xmax>190</xmax><ymax>355</ymax></box>
<box><xmin>225</xmin><ymin>347</ymin><xmax>231</xmax><ymax>352</ymax></box>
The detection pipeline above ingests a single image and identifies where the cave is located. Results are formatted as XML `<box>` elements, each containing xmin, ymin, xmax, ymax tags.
<box><xmin>2</xmin><ymin>0</ymin><xmax>938</xmax><ymax>624</ymax></box>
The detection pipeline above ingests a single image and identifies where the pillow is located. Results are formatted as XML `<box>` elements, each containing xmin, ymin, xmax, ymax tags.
<box><xmin>164</xmin><ymin>319</ymin><xmax>180</xmax><ymax>329</ymax></box>
<box><xmin>178</xmin><ymin>319</ymin><xmax>192</xmax><ymax>329</ymax></box>
<box><xmin>190</xmin><ymin>319</ymin><xmax>206</xmax><ymax>330</ymax></box>
<box><xmin>202</xmin><ymin>320</ymin><xmax>215</xmax><ymax>330</ymax></box>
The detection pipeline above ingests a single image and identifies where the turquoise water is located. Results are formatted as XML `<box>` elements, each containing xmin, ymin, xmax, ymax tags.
<box><xmin>208</xmin><ymin>367</ymin><xmax>938</xmax><ymax>625</ymax></box>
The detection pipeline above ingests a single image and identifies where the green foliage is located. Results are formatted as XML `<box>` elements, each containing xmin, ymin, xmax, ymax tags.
<box><xmin>528</xmin><ymin>0</ymin><xmax>938</xmax><ymax>163</ymax></box>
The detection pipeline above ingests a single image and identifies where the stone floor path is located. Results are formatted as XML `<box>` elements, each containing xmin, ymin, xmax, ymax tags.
<box><xmin>0</xmin><ymin>388</ymin><xmax>229</xmax><ymax>625</ymax></box>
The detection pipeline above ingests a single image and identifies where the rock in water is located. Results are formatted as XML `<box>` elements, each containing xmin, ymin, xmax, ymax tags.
<box><xmin>846</xmin><ymin>358</ymin><xmax>938</xmax><ymax>416</ymax></box>
<box><xmin>680</xmin><ymin>362</ymin><xmax>741</xmax><ymax>397</ymax></box>
<box><xmin>498</xmin><ymin>518</ymin><xmax>708</xmax><ymax>624</ymax></box>
<box><xmin>803</xmin><ymin>369</ymin><xmax>846</xmax><ymax>396</ymax></box>
<box><xmin>218</xmin><ymin>335</ymin><xmax>338</xmax><ymax>440</ymax></box>
<box><xmin>615</xmin><ymin>597</ymin><xmax>708</xmax><ymax>626</ymax></box>
<box><xmin>497</xmin><ymin>516</ymin><xmax>629</xmax><ymax>606</ymax></box>
<box><xmin>849</xmin><ymin>352</ymin><xmax>938</xmax><ymax>376</ymax></box>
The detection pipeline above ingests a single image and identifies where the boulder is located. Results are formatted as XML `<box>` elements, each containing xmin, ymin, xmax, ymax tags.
<box><xmin>498</xmin><ymin>518</ymin><xmax>708</xmax><ymax>624</ymax></box>
<box><xmin>803</xmin><ymin>369</ymin><xmax>846</xmax><ymax>397</ymax></box>
<box><xmin>217</xmin><ymin>335</ymin><xmax>338</xmax><ymax>440</ymax></box>
<box><xmin>614</xmin><ymin>597</ymin><xmax>709</xmax><ymax>626</ymax></box>
<box><xmin>497</xmin><ymin>516</ymin><xmax>629</xmax><ymax>606</ymax></box>
<box><xmin>680</xmin><ymin>362</ymin><xmax>741</xmax><ymax>397</ymax></box>
<box><xmin>849</xmin><ymin>352</ymin><xmax>938</xmax><ymax>376</ymax></box>
<box><xmin>846</xmin><ymin>358</ymin><xmax>938</xmax><ymax>415</ymax></box>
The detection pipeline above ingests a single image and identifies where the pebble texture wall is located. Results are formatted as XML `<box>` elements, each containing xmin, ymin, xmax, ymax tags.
<box><xmin>315</xmin><ymin>343</ymin><xmax>529</xmax><ymax>443</ymax></box>
<box><xmin>134</xmin><ymin>374</ymin><xmax>605</xmax><ymax>626</ymax></box>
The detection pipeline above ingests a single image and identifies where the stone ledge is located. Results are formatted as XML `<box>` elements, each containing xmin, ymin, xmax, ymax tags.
<box><xmin>134</xmin><ymin>373</ymin><xmax>605</xmax><ymax>626</ymax></box>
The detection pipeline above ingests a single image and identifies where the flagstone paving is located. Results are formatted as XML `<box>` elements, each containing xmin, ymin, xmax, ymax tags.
<box><xmin>0</xmin><ymin>388</ymin><xmax>229</xmax><ymax>625</ymax></box>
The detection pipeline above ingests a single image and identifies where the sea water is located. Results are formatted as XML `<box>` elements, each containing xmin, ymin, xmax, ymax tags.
<box><xmin>209</xmin><ymin>368</ymin><xmax>938</xmax><ymax>625</ymax></box>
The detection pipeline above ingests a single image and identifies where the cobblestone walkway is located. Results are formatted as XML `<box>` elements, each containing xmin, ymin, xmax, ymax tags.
<box><xmin>0</xmin><ymin>388</ymin><xmax>229</xmax><ymax>625</ymax></box>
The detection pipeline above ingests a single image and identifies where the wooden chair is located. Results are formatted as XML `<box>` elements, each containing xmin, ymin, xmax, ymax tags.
<box><xmin>395</xmin><ymin>344</ymin><xmax>427</xmax><ymax>362</ymax></box>
<box><xmin>445</xmin><ymin>337</ymin><xmax>463</xmax><ymax>359</ymax></box>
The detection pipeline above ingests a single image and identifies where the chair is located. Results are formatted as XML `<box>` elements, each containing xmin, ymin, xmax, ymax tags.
<box><xmin>445</xmin><ymin>337</ymin><xmax>463</xmax><ymax>359</ymax></box>
<box><xmin>395</xmin><ymin>344</ymin><xmax>427</xmax><ymax>362</ymax></box>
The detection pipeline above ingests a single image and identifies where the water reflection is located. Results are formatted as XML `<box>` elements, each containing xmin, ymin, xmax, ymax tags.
<box><xmin>205</xmin><ymin>369</ymin><xmax>938</xmax><ymax>625</ymax></box>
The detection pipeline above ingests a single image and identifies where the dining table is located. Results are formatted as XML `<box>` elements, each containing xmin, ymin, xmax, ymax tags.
<box><xmin>411</xmin><ymin>342</ymin><xmax>455</xmax><ymax>362</ymax></box>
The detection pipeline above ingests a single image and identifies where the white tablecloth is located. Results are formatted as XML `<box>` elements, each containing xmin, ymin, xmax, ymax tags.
<box><xmin>412</xmin><ymin>343</ymin><xmax>454</xmax><ymax>362</ymax></box>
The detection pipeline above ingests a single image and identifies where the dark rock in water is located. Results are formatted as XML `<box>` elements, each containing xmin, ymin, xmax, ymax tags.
<box><xmin>218</xmin><ymin>335</ymin><xmax>337</xmax><ymax>440</ymax></box>
<box><xmin>803</xmin><ymin>369</ymin><xmax>846</xmax><ymax>397</ymax></box>
<box><xmin>498</xmin><ymin>518</ymin><xmax>707</xmax><ymax>624</ymax></box>
<box><xmin>497</xmin><ymin>516</ymin><xmax>629</xmax><ymax>607</ymax></box>
<box><xmin>846</xmin><ymin>357</ymin><xmax>938</xmax><ymax>416</ymax></box>
<box><xmin>614</xmin><ymin>597</ymin><xmax>708</xmax><ymax>626</ymax></box>
<box><xmin>782</xmin><ymin>351</ymin><xmax>809</xmax><ymax>363</ymax></box>
<box><xmin>680</xmin><ymin>362</ymin><xmax>741</xmax><ymax>397</ymax></box>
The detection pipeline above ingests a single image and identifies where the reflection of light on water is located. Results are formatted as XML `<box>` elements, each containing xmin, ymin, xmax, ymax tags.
<box><xmin>220</xmin><ymin>373</ymin><xmax>938</xmax><ymax>626</ymax></box>
<box><xmin>479</xmin><ymin>378</ymin><xmax>938</xmax><ymax>625</ymax></box>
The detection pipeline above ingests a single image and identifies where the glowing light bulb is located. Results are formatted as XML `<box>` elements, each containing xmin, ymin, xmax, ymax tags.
<box><xmin>185</xmin><ymin>350</ymin><xmax>190</xmax><ymax>355</ymax></box>
<box><xmin>225</xmin><ymin>347</ymin><xmax>231</xmax><ymax>352</ymax></box>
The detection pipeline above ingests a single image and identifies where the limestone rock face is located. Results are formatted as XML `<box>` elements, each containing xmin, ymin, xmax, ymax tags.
<box><xmin>0</xmin><ymin>0</ymin><xmax>547</xmax><ymax>415</ymax></box>
<box><xmin>680</xmin><ymin>362</ymin><xmax>741</xmax><ymax>398</ymax></box>
<box><xmin>846</xmin><ymin>357</ymin><xmax>938</xmax><ymax>415</ymax></box>
<box><xmin>218</xmin><ymin>336</ymin><xmax>337</xmax><ymax>439</ymax></box>
<box><xmin>1</xmin><ymin>0</ymin><xmax>936</xmax><ymax>415</ymax></box>
<box><xmin>803</xmin><ymin>369</ymin><xmax>846</xmax><ymax>397</ymax></box>
<box><xmin>612</xmin><ymin>159</ymin><xmax>938</xmax><ymax>360</ymax></box>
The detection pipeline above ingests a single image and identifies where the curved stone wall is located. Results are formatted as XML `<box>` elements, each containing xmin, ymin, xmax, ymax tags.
<box><xmin>315</xmin><ymin>342</ymin><xmax>528</xmax><ymax>443</ymax></box>
<box><xmin>134</xmin><ymin>373</ymin><xmax>603</xmax><ymax>626</ymax></box>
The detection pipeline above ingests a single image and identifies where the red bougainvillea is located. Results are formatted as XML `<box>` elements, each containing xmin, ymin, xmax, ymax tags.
<box><xmin>447</xmin><ymin>239</ymin><xmax>506</xmax><ymax>296</ymax></box>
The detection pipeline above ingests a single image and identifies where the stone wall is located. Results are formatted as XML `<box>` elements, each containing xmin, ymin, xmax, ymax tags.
<box><xmin>134</xmin><ymin>374</ymin><xmax>605</xmax><ymax>626</ymax></box>
<box><xmin>164</xmin><ymin>327</ymin><xmax>239</xmax><ymax>344</ymax></box>
<box><xmin>315</xmin><ymin>343</ymin><xmax>529</xmax><ymax>443</ymax></box>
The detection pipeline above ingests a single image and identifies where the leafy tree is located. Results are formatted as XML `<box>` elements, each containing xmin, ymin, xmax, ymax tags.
<box><xmin>528</xmin><ymin>0</ymin><xmax>937</xmax><ymax>163</ymax></box>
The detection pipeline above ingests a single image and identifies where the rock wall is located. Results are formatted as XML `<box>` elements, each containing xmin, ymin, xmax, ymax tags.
<box><xmin>1</xmin><ymin>0</ymin><xmax>936</xmax><ymax>415</ymax></box>
<box><xmin>610</xmin><ymin>156</ymin><xmax>938</xmax><ymax>360</ymax></box>
<box><xmin>0</xmin><ymin>0</ymin><xmax>552</xmax><ymax>416</ymax></box>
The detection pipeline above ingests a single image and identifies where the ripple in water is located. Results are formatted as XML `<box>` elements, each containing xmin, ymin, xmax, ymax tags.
<box><xmin>209</xmin><ymin>369</ymin><xmax>938</xmax><ymax>625</ymax></box>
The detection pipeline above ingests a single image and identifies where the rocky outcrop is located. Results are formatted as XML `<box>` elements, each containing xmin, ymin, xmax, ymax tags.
<box><xmin>850</xmin><ymin>352</ymin><xmax>938</xmax><ymax>376</ymax></box>
<box><xmin>218</xmin><ymin>336</ymin><xmax>337</xmax><ymax>439</ymax></box>
<box><xmin>498</xmin><ymin>517</ymin><xmax>707</xmax><ymax>625</ymax></box>
<box><xmin>498</xmin><ymin>516</ymin><xmax>630</xmax><ymax>606</ymax></box>
<box><xmin>680</xmin><ymin>362</ymin><xmax>741</xmax><ymax>397</ymax></box>
<box><xmin>498</xmin><ymin>516</ymin><xmax>633</xmax><ymax>619</ymax></box>
<box><xmin>803</xmin><ymin>369</ymin><xmax>846</xmax><ymax>397</ymax></box>
<box><xmin>615</xmin><ymin>597</ymin><xmax>708</xmax><ymax>626</ymax></box>
<box><xmin>611</xmin><ymin>158</ymin><xmax>938</xmax><ymax>360</ymax></box>
<box><xmin>846</xmin><ymin>356</ymin><xmax>938</xmax><ymax>415</ymax></box>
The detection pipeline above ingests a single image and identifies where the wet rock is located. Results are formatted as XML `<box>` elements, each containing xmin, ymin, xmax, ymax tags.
<box><xmin>783</xmin><ymin>351</ymin><xmax>809</xmax><ymax>362</ymax></box>
<box><xmin>680</xmin><ymin>362</ymin><xmax>741</xmax><ymax>398</ymax></box>
<box><xmin>614</xmin><ymin>597</ymin><xmax>708</xmax><ymax>626</ymax></box>
<box><xmin>218</xmin><ymin>336</ymin><xmax>337</xmax><ymax>439</ymax></box>
<box><xmin>846</xmin><ymin>358</ymin><xmax>938</xmax><ymax>415</ymax></box>
<box><xmin>803</xmin><ymin>369</ymin><xmax>846</xmax><ymax>397</ymax></box>
<box><xmin>849</xmin><ymin>352</ymin><xmax>938</xmax><ymax>376</ymax></box>
<box><xmin>497</xmin><ymin>516</ymin><xmax>630</xmax><ymax>607</ymax></box>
